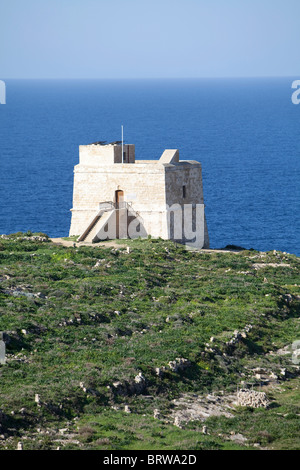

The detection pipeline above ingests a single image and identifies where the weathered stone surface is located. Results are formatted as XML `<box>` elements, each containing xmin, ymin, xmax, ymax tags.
<box><xmin>236</xmin><ymin>389</ymin><xmax>270</xmax><ymax>408</ymax></box>
<box><xmin>170</xmin><ymin>388</ymin><xmax>271</xmax><ymax>427</ymax></box>
<box><xmin>170</xmin><ymin>393</ymin><xmax>236</xmax><ymax>425</ymax></box>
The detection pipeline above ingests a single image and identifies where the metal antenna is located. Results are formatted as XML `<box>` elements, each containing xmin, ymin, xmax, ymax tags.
<box><xmin>121</xmin><ymin>125</ymin><xmax>124</xmax><ymax>162</ymax></box>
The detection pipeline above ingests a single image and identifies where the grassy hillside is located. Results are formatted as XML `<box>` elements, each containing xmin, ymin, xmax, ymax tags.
<box><xmin>0</xmin><ymin>233</ymin><xmax>299</xmax><ymax>450</ymax></box>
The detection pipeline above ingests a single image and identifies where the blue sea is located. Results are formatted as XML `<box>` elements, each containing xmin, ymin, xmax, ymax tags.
<box><xmin>0</xmin><ymin>79</ymin><xmax>299</xmax><ymax>255</ymax></box>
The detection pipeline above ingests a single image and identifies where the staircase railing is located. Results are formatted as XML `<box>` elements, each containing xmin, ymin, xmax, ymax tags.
<box><xmin>78</xmin><ymin>200</ymin><xmax>144</xmax><ymax>242</ymax></box>
<box><xmin>98</xmin><ymin>201</ymin><xmax>115</xmax><ymax>211</ymax></box>
<box><xmin>99</xmin><ymin>200</ymin><xmax>140</xmax><ymax>215</ymax></box>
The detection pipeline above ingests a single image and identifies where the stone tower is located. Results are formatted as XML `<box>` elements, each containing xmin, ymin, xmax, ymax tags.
<box><xmin>69</xmin><ymin>142</ymin><xmax>209</xmax><ymax>248</ymax></box>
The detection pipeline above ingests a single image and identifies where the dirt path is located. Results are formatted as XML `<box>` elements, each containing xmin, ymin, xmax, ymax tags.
<box><xmin>50</xmin><ymin>238</ymin><xmax>128</xmax><ymax>249</ymax></box>
<box><xmin>50</xmin><ymin>237</ymin><xmax>240</xmax><ymax>253</ymax></box>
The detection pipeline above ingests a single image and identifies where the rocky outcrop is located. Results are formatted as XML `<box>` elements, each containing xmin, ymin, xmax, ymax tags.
<box><xmin>170</xmin><ymin>392</ymin><xmax>236</xmax><ymax>427</ymax></box>
<box><xmin>1</xmin><ymin>287</ymin><xmax>46</xmax><ymax>300</ymax></box>
<box><xmin>202</xmin><ymin>325</ymin><xmax>254</xmax><ymax>358</ymax></box>
<box><xmin>168</xmin><ymin>358</ymin><xmax>190</xmax><ymax>372</ymax></box>
<box><xmin>0</xmin><ymin>235</ymin><xmax>49</xmax><ymax>242</ymax></box>
<box><xmin>152</xmin><ymin>358</ymin><xmax>190</xmax><ymax>378</ymax></box>
<box><xmin>170</xmin><ymin>388</ymin><xmax>271</xmax><ymax>428</ymax></box>
<box><xmin>224</xmin><ymin>325</ymin><xmax>253</xmax><ymax>353</ymax></box>
<box><xmin>0</xmin><ymin>235</ymin><xmax>48</xmax><ymax>242</ymax></box>
<box><xmin>109</xmin><ymin>373</ymin><xmax>146</xmax><ymax>396</ymax></box>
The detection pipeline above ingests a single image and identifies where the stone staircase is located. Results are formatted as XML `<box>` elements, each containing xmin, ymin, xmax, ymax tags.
<box><xmin>77</xmin><ymin>201</ymin><xmax>143</xmax><ymax>243</ymax></box>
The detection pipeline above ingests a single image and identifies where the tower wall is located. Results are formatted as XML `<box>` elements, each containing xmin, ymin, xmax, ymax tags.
<box><xmin>69</xmin><ymin>162</ymin><xmax>167</xmax><ymax>237</ymax></box>
<box><xmin>69</xmin><ymin>143</ymin><xmax>209</xmax><ymax>248</ymax></box>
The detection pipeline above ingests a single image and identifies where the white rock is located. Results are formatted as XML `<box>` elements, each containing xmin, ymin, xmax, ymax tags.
<box><xmin>174</xmin><ymin>416</ymin><xmax>181</xmax><ymax>427</ymax></box>
<box><xmin>134</xmin><ymin>372</ymin><xmax>145</xmax><ymax>384</ymax></box>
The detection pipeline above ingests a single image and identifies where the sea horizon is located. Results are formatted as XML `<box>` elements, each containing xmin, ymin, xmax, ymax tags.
<box><xmin>0</xmin><ymin>78</ymin><xmax>299</xmax><ymax>255</ymax></box>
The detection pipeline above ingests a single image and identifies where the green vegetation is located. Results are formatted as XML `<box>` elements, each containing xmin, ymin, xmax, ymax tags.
<box><xmin>0</xmin><ymin>234</ymin><xmax>299</xmax><ymax>450</ymax></box>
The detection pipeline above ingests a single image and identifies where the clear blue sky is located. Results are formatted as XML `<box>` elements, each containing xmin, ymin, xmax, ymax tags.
<box><xmin>0</xmin><ymin>0</ymin><xmax>299</xmax><ymax>79</ymax></box>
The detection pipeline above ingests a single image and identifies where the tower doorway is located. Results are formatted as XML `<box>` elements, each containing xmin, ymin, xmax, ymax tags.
<box><xmin>115</xmin><ymin>190</ymin><xmax>125</xmax><ymax>238</ymax></box>
<box><xmin>115</xmin><ymin>190</ymin><xmax>124</xmax><ymax>209</ymax></box>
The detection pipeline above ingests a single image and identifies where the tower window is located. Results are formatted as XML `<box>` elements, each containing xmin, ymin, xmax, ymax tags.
<box><xmin>182</xmin><ymin>185</ymin><xmax>186</xmax><ymax>199</ymax></box>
